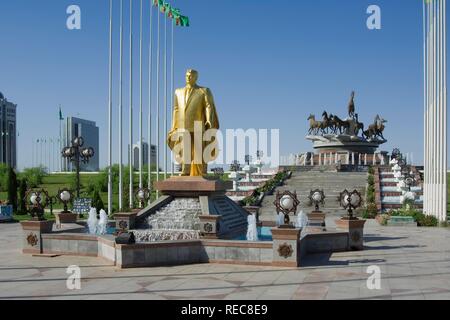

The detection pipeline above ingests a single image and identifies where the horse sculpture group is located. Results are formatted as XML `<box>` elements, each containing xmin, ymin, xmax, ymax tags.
<box><xmin>308</xmin><ymin>112</ymin><xmax>386</xmax><ymax>140</ymax></box>
<box><xmin>307</xmin><ymin>92</ymin><xmax>387</xmax><ymax>140</ymax></box>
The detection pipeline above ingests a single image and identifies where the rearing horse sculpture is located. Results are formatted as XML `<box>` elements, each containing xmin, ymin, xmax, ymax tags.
<box><xmin>348</xmin><ymin>91</ymin><xmax>356</xmax><ymax>119</ymax></box>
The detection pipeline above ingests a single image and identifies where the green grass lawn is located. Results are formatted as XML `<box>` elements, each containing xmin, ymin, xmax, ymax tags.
<box><xmin>1</xmin><ymin>172</ymin><xmax>178</xmax><ymax>214</ymax></box>
<box><xmin>12</xmin><ymin>213</ymin><xmax>57</xmax><ymax>222</ymax></box>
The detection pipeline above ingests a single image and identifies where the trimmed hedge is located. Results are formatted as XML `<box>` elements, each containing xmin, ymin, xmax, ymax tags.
<box><xmin>241</xmin><ymin>171</ymin><xmax>290</xmax><ymax>207</ymax></box>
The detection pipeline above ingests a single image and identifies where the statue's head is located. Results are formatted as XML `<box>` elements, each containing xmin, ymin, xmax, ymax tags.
<box><xmin>186</xmin><ymin>69</ymin><xmax>199</xmax><ymax>86</ymax></box>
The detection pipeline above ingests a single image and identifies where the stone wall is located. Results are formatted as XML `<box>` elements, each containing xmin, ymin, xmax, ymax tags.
<box><xmin>36</xmin><ymin>229</ymin><xmax>353</xmax><ymax>269</ymax></box>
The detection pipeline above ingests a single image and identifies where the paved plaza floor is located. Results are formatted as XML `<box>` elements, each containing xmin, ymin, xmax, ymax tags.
<box><xmin>1</xmin><ymin>220</ymin><xmax>450</xmax><ymax>300</ymax></box>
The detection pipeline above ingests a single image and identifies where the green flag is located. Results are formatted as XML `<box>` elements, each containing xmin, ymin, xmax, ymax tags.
<box><xmin>179</xmin><ymin>15</ymin><xmax>189</xmax><ymax>27</ymax></box>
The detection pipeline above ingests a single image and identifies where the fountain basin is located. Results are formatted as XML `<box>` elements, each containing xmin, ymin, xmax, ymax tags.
<box><xmin>30</xmin><ymin>223</ymin><xmax>353</xmax><ymax>269</ymax></box>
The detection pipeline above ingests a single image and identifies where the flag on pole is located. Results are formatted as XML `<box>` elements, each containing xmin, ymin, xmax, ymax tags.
<box><xmin>169</xmin><ymin>7</ymin><xmax>180</xmax><ymax>19</ymax></box>
<box><xmin>59</xmin><ymin>107</ymin><xmax>64</xmax><ymax>120</ymax></box>
<box><xmin>152</xmin><ymin>1</ymin><xmax>189</xmax><ymax>27</ymax></box>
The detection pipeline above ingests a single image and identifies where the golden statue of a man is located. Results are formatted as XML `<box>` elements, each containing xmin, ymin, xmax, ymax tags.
<box><xmin>167</xmin><ymin>69</ymin><xmax>220</xmax><ymax>176</ymax></box>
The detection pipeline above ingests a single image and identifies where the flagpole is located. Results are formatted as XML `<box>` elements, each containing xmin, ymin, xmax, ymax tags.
<box><xmin>148</xmin><ymin>3</ymin><xmax>154</xmax><ymax>195</ymax></box>
<box><xmin>119</xmin><ymin>0</ymin><xmax>124</xmax><ymax>211</ymax></box>
<box><xmin>139</xmin><ymin>0</ymin><xmax>144</xmax><ymax>191</ymax></box>
<box><xmin>171</xmin><ymin>19</ymin><xmax>175</xmax><ymax>176</ymax></box>
<box><xmin>108</xmin><ymin>0</ymin><xmax>113</xmax><ymax>214</ymax></box>
<box><xmin>40</xmin><ymin>139</ymin><xmax>43</xmax><ymax>168</ymax></box>
<box><xmin>156</xmin><ymin>2</ymin><xmax>161</xmax><ymax>198</ymax></box>
<box><xmin>423</xmin><ymin>0</ymin><xmax>427</xmax><ymax>214</ymax></box>
<box><xmin>31</xmin><ymin>138</ymin><xmax>33</xmax><ymax>168</ymax></box>
<box><xmin>164</xmin><ymin>12</ymin><xmax>168</xmax><ymax>180</ymax></box>
<box><xmin>441</xmin><ymin>0</ymin><xmax>446</xmax><ymax>221</ymax></box>
<box><xmin>129</xmin><ymin>0</ymin><xmax>134</xmax><ymax>209</ymax></box>
<box><xmin>50</xmin><ymin>139</ymin><xmax>53</xmax><ymax>172</ymax></box>
<box><xmin>59</xmin><ymin>106</ymin><xmax>62</xmax><ymax>172</ymax></box>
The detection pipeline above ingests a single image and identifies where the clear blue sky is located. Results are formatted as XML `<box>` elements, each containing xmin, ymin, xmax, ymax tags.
<box><xmin>0</xmin><ymin>0</ymin><xmax>446</xmax><ymax>170</ymax></box>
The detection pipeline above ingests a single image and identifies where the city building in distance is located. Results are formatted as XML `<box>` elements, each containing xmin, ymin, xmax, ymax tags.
<box><xmin>131</xmin><ymin>141</ymin><xmax>157</xmax><ymax>171</ymax></box>
<box><xmin>0</xmin><ymin>92</ymin><xmax>17</xmax><ymax>169</ymax></box>
<box><xmin>64</xmin><ymin>116</ymin><xmax>99</xmax><ymax>172</ymax></box>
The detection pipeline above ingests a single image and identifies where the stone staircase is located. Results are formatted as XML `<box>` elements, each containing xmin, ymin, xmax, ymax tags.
<box><xmin>259</xmin><ymin>171</ymin><xmax>368</xmax><ymax>222</ymax></box>
<box><xmin>377</xmin><ymin>166</ymin><xmax>424</xmax><ymax>212</ymax></box>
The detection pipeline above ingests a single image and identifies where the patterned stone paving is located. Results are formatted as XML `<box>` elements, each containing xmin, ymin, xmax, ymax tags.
<box><xmin>1</xmin><ymin>220</ymin><xmax>450</xmax><ymax>300</ymax></box>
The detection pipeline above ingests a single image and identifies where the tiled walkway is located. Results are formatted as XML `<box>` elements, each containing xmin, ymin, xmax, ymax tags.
<box><xmin>1</xmin><ymin>221</ymin><xmax>450</xmax><ymax>300</ymax></box>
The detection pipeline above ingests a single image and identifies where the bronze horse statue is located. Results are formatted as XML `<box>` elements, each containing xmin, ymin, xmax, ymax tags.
<box><xmin>354</xmin><ymin>113</ymin><xmax>364</xmax><ymax>137</ymax></box>
<box><xmin>330</xmin><ymin>115</ymin><xmax>350</xmax><ymax>135</ymax></box>
<box><xmin>307</xmin><ymin>114</ymin><xmax>322</xmax><ymax>135</ymax></box>
<box><xmin>363</xmin><ymin>115</ymin><xmax>387</xmax><ymax>140</ymax></box>
<box><xmin>348</xmin><ymin>91</ymin><xmax>355</xmax><ymax>119</ymax></box>
<box><xmin>320</xmin><ymin>111</ymin><xmax>332</xmax><ymax>134</ymax></box>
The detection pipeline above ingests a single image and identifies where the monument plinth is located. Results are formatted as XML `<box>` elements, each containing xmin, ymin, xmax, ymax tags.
<box><xmin>155</xmin><ymin>176</ymin><xmax>233</xmax><ymax>197</ymax></box>
<box><xmin>145</xmin><ymin>176</ymin><xmax>247</xmax><ymax>240</ymax></box>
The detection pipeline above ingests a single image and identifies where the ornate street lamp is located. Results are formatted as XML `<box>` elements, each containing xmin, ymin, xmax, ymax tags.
<box><xmin>57</xmin><ymin>188</ymin><xmax>73</xmax><ymax>213</ymax></box>
<box><xmin>308</xmin><ymin>189</ymin><xmax>326</xmax><ymax>212</ymax></box>
<box><xmin>61</xmin><ymin>136</ymin><xmax>95</xmax><ymax>198</ymax></box>
<box><xmin>403</xmin><ymin>171</ymin><xmax>416</xmax><ymax>192</ymax></box>
<box><xmin>135</xmin><ymin>188</ymin><xmax>150</xmax><ymax>208</ymax></box>
<box><xmin>25</xmin><ymin>189</ymin><xmax>50</xmax><ymax>221</ymax></box>
<box><xmin>230</xmin><ymin>161</ymin><xmax>241</xmax><ymax>173</ymax></box>
<box><xmin>274</xmin><ymin>190</ymin><xmax>300</xmax><ymax>228</ymax></box>
<box><xmin>391</xmin><ymin>148</ymin><xmax>401</xmax><ymax>160</ymax></box>
<box><xmin>398</xmin><ymin>158</ymin><xmax>406</xmax><ymax>168</ymax></box>
<box><xmin>339</xmin><ymin>189</ymin><xmax>363</xmax><ymax>220</ymax></box>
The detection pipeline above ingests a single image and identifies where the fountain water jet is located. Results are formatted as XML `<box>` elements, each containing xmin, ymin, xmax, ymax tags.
<box><xmin>87</xmin><ymin>208</ymin><xmax>98</xmax><ymax>235</ymax></box>
<box><xmin>246</xmin><ymin>214</ymin><xmax>259</xmax><ymax>241</ymax></box>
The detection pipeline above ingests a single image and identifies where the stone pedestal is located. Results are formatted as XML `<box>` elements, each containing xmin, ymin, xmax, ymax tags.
<box><xmin>271</xmin><ymin>228</ymin><xmax>302</xmax><ymax>267</ymax></box>
<box><xmin>114</xmin><ymin>212</ymin><xmax>137</xmax><ymax>233</ymax></box>
<box><xmin>199</xmin><ymin>215</ymin><xmax>222</xmax><ymax>239</ymax></box>
<box><xmin>155</xmin><ymin>176</ymin><xmax>233</xmax><ymax>197</ymax></box>
<box><xmin>335</xmin><ymin>218</ymin><xmax>366</xmax><ymax>250</ymax></box>
<box><xmin>20</xmin><ymin>220</ymin><xmax>55</xmax><ymax>254</ymax></box>
<box><xmin>147</xmin><ymin>176</ymin><xmax>247</xmax><ymax>240</ymax></box>
<box><xmin>54</xmin><ymin>212</ymin><xmax>78</xmax><ymax>229</ymax></box>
